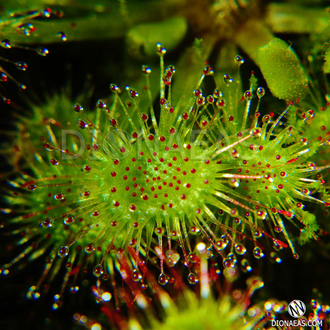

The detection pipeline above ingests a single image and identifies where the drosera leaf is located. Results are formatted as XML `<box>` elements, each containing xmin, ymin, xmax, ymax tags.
<box><xmin>323</xmin><ymin>46</ymin><xmax>330</xmax><ymax>74</ymax></box>
<box><xmin>266</xmin><ymin>2</ymin><xmax>330</xmax><ymax>35</ymax></box>
<box><xmin>126</xmin><ymin>16</ymin><xmax>188</xmax><ymax>58</ymax></box>
<box><xmin>257</xmin><ymin>38</ymin><xmax>309</xmax><ymax>102</ymax></box>
<box><xmin>2</xmin><ymin>44</ymin><xmax>329</xmax><ymax>307</ymax></box>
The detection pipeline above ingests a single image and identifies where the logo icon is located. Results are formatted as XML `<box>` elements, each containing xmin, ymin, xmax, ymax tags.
<box><xmin>288</xmin><ymin>300</ymin><xmax>306</xmax><ymax>318</ymax></box>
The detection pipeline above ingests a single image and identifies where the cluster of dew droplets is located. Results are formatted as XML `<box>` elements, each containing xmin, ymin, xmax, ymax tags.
<box><xmin>215</xmin><ymin>60</ymin><xmax>330</xmax><ymax>262</ymax></box>
<box><xmin>72</xmin><ymin>244</ymin><xmax>273</xmax><ymax>330</ymax></box>
<box><xmin>3</xmin><ymin>45</ymin><xmax>325</xmax><ymax>310</ymax></box>
<box><xmin>0</xmin><ymin>8</ymin><xmax>67</xmax><ymax>104</ymax></box>
<box><xmin>310</xmin><ymin>293</ymin><xmax>330</xmax><ymax>327</ymax></box>
<box><xmin>149</xmin><ymin>242</ymin><xmax>287</xmax><ymax>329</ymax></box>
<box><xmin>4</xmin><ymin>55</ymin><xmax>260</xmax><ymax>298</ymax></box>
<box><xmin>99</xmin><ymin>44</ymin><xmax>221</xmax><ymax>287</ymax></box>
<box><xmin>5</xmin><ymin>82</ymin><xmax>149</xmax><ymax>300</ymax></box>
<box><xmin>203</xmin><ymin>63</ymin><xmax>272</xmax><ymax>268</ymax></box>
<box><xmin>146</xmin><ymin>52</ymin><xmax>274</xmax><ymax>283</ymax></box>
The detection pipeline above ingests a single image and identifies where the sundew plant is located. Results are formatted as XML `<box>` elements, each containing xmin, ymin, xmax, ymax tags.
<box><xmin>1</xmin><ymin>1</ymin><xmax>330</xmax><ymax>330</ymax></box>
<box><xmin>0</xmin><ymin>7</ymin><xmax>66</xmax><ymax>104</ymax></box>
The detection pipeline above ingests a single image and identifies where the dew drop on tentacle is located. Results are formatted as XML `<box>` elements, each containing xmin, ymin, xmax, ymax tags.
<box><xmin>58</xmin><ymin>246</ymin><xmax>69</xmax><ymax>258</ymax></box>
<box><xmin>270</xmin><ymin>252</ymin><xmax>282</xmax><ymax>264</ymax></box>
<box><xmin>69</xmin><ymin>286</ymin><xmax>80</xmax><ymax>294</ymax></box>
<box><xmin>1</xmin><ymin>39</ymin><xmax>12</xmax><ymax>49</ymax></box>
<box><xmin>126</xmin><ymin>86</ymin><xmax>139</xmax><ymax>98</ymax></box>
<box><xmin>56</xmin><ymin>32</ymin><xmax>67</xmax><ymax>41</ymax></box>
<box><xmin>142</xmin><ymin>65</ymin><xmax>152</xmax><ymax>75</ymax></box>
<box><xmin>63</xmin><ymin>216</ymin><xmax>75</xmax><ymax>225</ymax></box>
<box><xmin>235</xmin><ymin>55</ymin><xmax>245</xmax><ymax>65</ymax></box>
<box><xmin>156</xmin><ymin>42</ymin><xmax>167</xmax><ymax>56</ymax></box>
<box><xmin>234</xmin><ymin>243</ymin><xmax>246</xmax><ymax>255</ymax></box>
<box><xmin>257</xmin><ymin>87</ymin><xmax>265</xmax><ymax>98</ymax></box>
<box><xmin>227</xmin><ymin>253</ymin><xmax>237</xmax><ymax>266</ymax></box>
<box><xmin>42</xmin><ymin>218</ymin><xmax>53</xmax><ymax>228</ymax></box>
<box><xmin>110</xmin><ymin>84</ymin><xmax>120</xmax><ymax>93</ymax></box>
<box><xmin>158</xmin><ymin>273</ymin><xmax>168</xmax><ymax>286</ymax></box>
<box><xmin>73</xmin><ymin>104</ymin><xmax>84</xmax><ymax>113</ymax></box>
<box><xmin>78</xmin><ymin>119</ymin><xmax>88</xmax><ymax>129</ymax></box>
<box><xmin>27</xmin><ymin>184</ymin><xmax>36</xmax><ymax>191</ymax></box>
<box><xmin>36</xmin><ymin>47</ymin><xmax>49</xmax><ymax>56</ymax></box>
<box><xmin>96</xmin><ymin>99</ymin><xmax>107</xmax><ymax>109</ymax></box>
<box><xmin>18</xmin><ymin>23</ymin><xmax>36</xmax><ymax>36</ymax></box>
<box><xmin>188</xmin><ymin>272</ymin><xmax>199</xmax><ymax>285</ymax></box>
<box><xmin>216</xmin><ymin>235</ymin><xmax>229</xmax><ymax>251</ymax></box>
<box><xmin>50</xmin><ymin>159</ymin><xmax>59</xmax><ymax>166</ymax></box>
<box><xmin>85</xmin><ymin>243</ymin><xmax>95</xmax><ymax>254</ymax></box>
<box><xmin>165</xmin><ymin>250</ymin><xmax>180</xmax><ymax>267</ymax></box>
<box><xmin>26</xmin><ymin>286</ymin><xmax>40</xmax><ymax>300</ymax></box>
<box><xmin>0</xmin><ymin>73</ymin><xmax>8</xmax><ymax>82</ymax></box>
<box><xmin>253</xmin><ymin>246</ymin><xmax>264</xmax><ymax>259</ymax></box>
<box><xmin>15</xmin><ymin>62</ymin><xmax>28</xmax><ymax>71</ymax></box>
<box><xmin>93</xmin><ymin>265</ymin><xmax>104</xmax><ymax>277</ymax></box>
<box><xmin>223</xmin><ymin>259</ymin><xmax>232</xmax><ymax>268</ymax></box>
<box><xmin>224</xmin><ymin>74</ymin><xmax>233</xmax><ymax>86</ymax></box>
<box><xmin>52</xmin><ymin>294</ymin><xmax>63</xmax><ymax>310</ymax></box>
<box><xmin>244</xmin><ymin>90</ymin><xmax>253</xmax><ymax>101</ymax></box>
<box><xmin>2</xmin><ymin>97</ymin><xmax>11</xmax><ymax>104</ymax></box>
<box><xmin>54</xmin><ymin>193</ymin><xmax>65</xmax><ymax>201</ymax></box>
<box><xmin>203</xmin><ymin>65</ymin><xmax>214</xmax><ymax>76</ymax></box>
<box><xmin>132</xmin><ymin>269</ymin><xmax>142</xmax><ymax>282</ymax></box>
<box><xmin>241</xmin><ymin>259</ymin><xmax>252</xmax><ymax>272</ymax></box>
